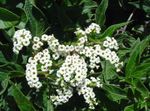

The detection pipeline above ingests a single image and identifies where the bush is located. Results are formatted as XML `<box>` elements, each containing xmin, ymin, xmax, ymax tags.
<box><xmin>0</xmin><ymin>0</ymin><xmax>149</xmax><ymax>111</ymax></box>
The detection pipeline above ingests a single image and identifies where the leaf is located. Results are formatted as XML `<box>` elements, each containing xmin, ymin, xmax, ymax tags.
<box><xmin>4</xmin><ymin>27</ymin><xmax>15</xmax><ymax>37</ymax></box>
<box><xmin>96</xmin><ymin>0</ymin><xmax>108</xmax><ymax>27</ymax></box>
<box><xmin>126</xmin><ymin>36</ymin><xmax>150</xmax><ymax>78</ymax></box>
<box><xmin>124</xmin><ymin>104</ymin><xmax>134</xmax><ymax>111</ymax></box>
<box><xmin>0</xmin><ymin>72</ymin><xmax>9</xmax><ymax>95</ymax></box>
<box><xmin>43</xmin><ymin>90</ymin><xmax>54</xmax><ymax>111</ymax></box>
<box><xmin>125</xmin><ymin>39</ymin><xmax>141</xmax><ymax>78</ymax></box>
<box><xmin>24</xmin><ymin>0</ymin><xmax>48</xmax><ymax>36</ymax></box>
<box><xmin>0</xmin><ymin>7</ymin><xmax>19</xmax><ymax>21</ymax></box>
<box><xmin>0</xmin><ymin>0</ymin><xmax>6</xmax><ymax>4</ymax></box>
<box><xmin>132</xmin><ymin>62</ymin><xmax>150</xmax><ymax>78</ymax></box>
<box><xmin>82</xmin><ymin>0</ymin><xmax>97</xmax><ymax>21</ymax></box>
<box><xmin>0</xmin><ymin>51</ymin><xmax>7</xmax><ymax>63</ymax></box>
<box><xmin>133</xmin><ymin>80</ymin><xmax>149</xmax><ymax>98</ymax></box>
<box><xmin>104</xmin><ymin>84</ymin><xmax>127</xmax><ymax>101</ymax></box>
<box><xmin>138</xmin><ymin>35</ymin><xmax>150</xmax><ymax>59</ymax></box>
<box><xmin>9</xmin><ymin>82</ymin><xmax>36</xmax><ymax>111</ymax></box>
<box><xmin>102</xmin><ymin>61</ymin><xmax>117</xmax><ymax>82</ymax></box>
<box><xmin>0</xmin><ymin>78</ymin><xmax>9</xmax><ymax>95</ymax></box>
<box><xmin>16</xmin><ymin>9</ymin><xmax>28</xmax><ymax>29</ymax></box>
<box><xmin>0</xmin><ymin>20</ymin><xmax>18</xmax><ymax>29</ymax></box>
<box><xmin>129</xmin><ymin>1</ymin><xmax>150</xmax><ymax>15</ymax></box>
<box><xmin>0</xmin><ymin>72</ymin><xmax>9</xmax><ymax>81</ymax></box>
<box><xmin>100</xmin><ymin>22</ymin><xmax>129</xmax><ymax>39</ymax></box>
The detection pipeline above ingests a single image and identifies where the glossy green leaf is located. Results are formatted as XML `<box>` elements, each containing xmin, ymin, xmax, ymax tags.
<box><xmin>124</xmin><ymin>104</ymin><xmax>134</xmax><ymax>111</ymax></box>
<box><xmin>43</xmin><ymin>90</ymin><xmax>54</xmax><ymax>111</ymax></box>
<box><xmin>9</xmin><ymin>82</ymin><xmax>36</xmax><ymax>111</ymax></box>
<box><xmin>16</xmin><ymin>9</ymin><xmax>28</xmax><ymax>29</ymax></box>
<box><xmin>104</xmin><ymin>84</ymin><xmax>127</xmax><ymax>101</ymax></box>
<box><xmin>125</xmin><ymin>39</ymin><xmax>140</xmax><ymax>78</ymax></box>
<box><xmin>126</xmin><ymin>36</ymin><xmax>150</xmax><ymax>78</ymax></box>
<box><xmin>102</xmin><ymin>61</ymin><xmax>117</xmax><ymax>82</ymax></box>
<box><xmin>0</xmin><ymin>78</ymin><xmax>9</xmax><ymax>95</ymax></box>
<box><xmin>0</xmin><ymin>20</ymin><xmax>18</xmax><ymax>29</ymax></box>
<box><xmin>0</xmin><ymin>7</ymin><xmax>19</xmax><ymax>21</ymax></box>
<box><xmin>82</xmin><ymin>0</ymin><xmax>97</xmax><ymax>21</ymax></box>
<box><xmin>100</xmin><ymin>22</ymin><xmax>129</xmax><ymax>39</ymax></box>
<box><xmin>0</xmin><ymin>72</ymin><xmax>9</xmax><ymax>95</ymax></box>
<box><xmin>96</xmin><ymin>0</ymin><xmax>108</xmax><ymax>27</ymax></box>
<box><xmin>24</xmin><ymin>0</ymin><xmax>48</xmax><ymax>36</ymax></box>
<box><xmin>133</xmin><ymin>80</ymin><xmax>149</xmax><ymax>98</ymax></box>
<box><xmin>132</xmin><ymin>62</ymin><xmax>150</xmax><ymax>78</ymax></box>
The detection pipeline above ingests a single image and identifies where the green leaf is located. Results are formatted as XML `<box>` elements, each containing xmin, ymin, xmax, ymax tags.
<box><xmin>138</xmin><ymin>35</ymin><xmax>150</xmax><ymax>59</ymax></box>
<box><xmin>125</xmin><ymin>39</ymin><xmax>141</xmax><ymax>78</ymax></box>
<box><xmin>126</xmin><ymin>36</ymin><xmax>150</xmax><ymax>78</ymax></box>
<box><xmin>0</xmin><ymin>78</ymin><xmax>9</xmax><ymax>95</ymax></box>
<box><xmin>0</xmin><ymin>72</ymin><xmax>9</xmax><ymax>95</ymax></box>
<box><xmin>0</xmin><ymin>72</ymin><xmax>9</xmax><ymax>81</ymax></box>
<box><xmin>0</xmin><ymin>0</ymin><xmax>6</xmax><ymax>4</ymax></box>
<box><xmin>100</xmin><ymin>22</ymin><xmax>129</xmax><ymax>39</ymax></box>
<box><xmin>96</xmin><ymin>0</ymin><xmax>108</xmax><ymax>27</ymax></box>
<box><xmin>124</xmin><ymin>104</ymin><xmax>134</xmax><ymax>111</ymax></box>
<box><xmin>24</xmin><ymin>0</ymin><xmax>48</xmax><ymax>36</ymax></box>
<box><xmin>104</xmin><ymin>84</ymin><xmax>127</xmax><ymax>101</ymax></box>
<box><xmin>4</xmin><ymin>27</ymin><xmax>15</xmax><ymax>37</ymax></box>
<box><xmin>16</xmin><ymin>9</ymin><xmax>28</xmax><ymax>29</ymax></box>
<box><xmin>0</xmin><ymin>51</ymin><xmax>7</xmax><ymax>63</ymax></box>
<box><xmin>82</xmin><ymin>0</ymin><xmax>97</xmax><ymax>21</ymax></box>
<box><xmin>132</xmin><ymin>62</ymin><xmax>150</xmax><ymax>78</ymax></box>
<box><xmin>43</xmin><ymin>90</ymin><xmax>54</xmax><ymax>111</ymax></box>
<box><xmin>0</xmin><ymin>20</ymin><xmax>18</xmax><ymax>29</ymax></box>
<box><xmin>9</xmin><ymin>82</ymin><xmax>36</xmax><ymax>111</ymax></box>
<box><xmin>133</xmin><ymin>80</ymin><xmax>149</xmax><ymax>98</ymax></box>
<box><xmin>129</xmin><ymin>1</ymin><xmax>150</xmax><ymax>15</ymax></box>
<box><xmin>0</xmin><ymin>7</ymin><xmax>19</xmax><ymax>21</ymax></box>
<box><xmin>102</xmin><ymin>61</ymin><xmax>117</xmax><ymax>82</ymax></box>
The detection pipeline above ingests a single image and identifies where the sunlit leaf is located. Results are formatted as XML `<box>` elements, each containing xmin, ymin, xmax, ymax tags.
<box><xmin>9</xmin><ymin>82</ymin><xmax>36</xmax><ymax>111</ymax></box>
<box><xmin>99</xmin><ymin>22</ymin><xmax>129</xmax><ymax>39</ymax></box>
<box><xmin>104</xmin><ymin>84</ymin><xmax>127</xmax><ymax>101</ymax></box>
<box><xmin>96</xmin><ymin>0</ymin><xmax>108</xmax><ymax>27</ymax></box>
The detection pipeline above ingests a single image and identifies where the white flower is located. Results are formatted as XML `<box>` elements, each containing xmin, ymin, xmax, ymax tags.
<box><xmin>103</xmin><ymin>36</ymin><xmax>119</xmax><ymax>50</ymax></box>
<box><xmin>13</xmin><ymin>29</ymin><xmax>32</xmax><ymax>54</ymax></box>
<box><xmin>85</xmin><ymin>23</ymin><xmax>101</xmax><ymax>34</ymax></box>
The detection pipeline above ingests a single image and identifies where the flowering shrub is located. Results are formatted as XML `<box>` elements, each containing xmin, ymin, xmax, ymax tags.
<box><xmin>12</xmin><ymin>23</ymin><xmax>123</xmax><ymax>109</ymax></box>
<box><xmin>0</xmin><ymin>0</ymin><xmax>150</xmax><ymax>111</ymax></box>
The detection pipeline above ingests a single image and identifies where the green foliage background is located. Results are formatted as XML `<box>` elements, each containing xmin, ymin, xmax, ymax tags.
<box><xmin>0</xmin><ymin>0</ymin><xmax>149</xmax><ymax>111</ymax></box>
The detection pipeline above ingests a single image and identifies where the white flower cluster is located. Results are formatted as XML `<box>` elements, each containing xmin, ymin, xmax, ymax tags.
<box><xmin>13</xmin><ymin>29</ymin><xmax>32</xmax><ymax>54</ymax></box>
<box><xmin>25</xmin><ymin>49</ymin><xmax>52</xmax><ymax>89</ymax></box>
<box><xmin>85</xmin><ymin>23</ymin><xmax>101</xmax><ymax>34</ymax></box>
<box><xmin>50</xmin><ymin>54</ymin><xmax>102</xmax><ymax>108</ymax></box>
<box><xmin>12</xmin><ymin>23</ymin><xmax>123</xmax><ymax>110</ymax></box>
<box><xmin>32</xmin><ymin>37</ymin><xmax>43</xmax><ymax>50</ymax></box>
<box><xmin>103</xmin><ymin>36</ymin><xmax>119</xmax><ymax>50</ymax></box>
<box><xmin>51</xmin><ymin>87</ymin><xmax>73</xmax><ymax>105</ymax></box>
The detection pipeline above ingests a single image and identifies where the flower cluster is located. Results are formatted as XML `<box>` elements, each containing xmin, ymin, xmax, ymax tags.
<box><xmin>50</xmin><ymin>87</ymin><xmax>73</xmax><ymax>105</ymax></box>
<box><xmin>103</xmin><ymin>36</ymin><xmax>119</xmax><ymax>50</ymax></box>
<box><xmin>25</xmin><ymin>49</ymin><xmax>52</xmax><ymax>89</ymax></box>
<box><xmin>32</xmin><ymin>37</ymin><xmax>43</xmax><ymax>50</ymax></box>
<box><xmin>85</xmin><ymin>23</ymin><xmax>101</xmax><ymax>34</ymax></box>
<box><xmin>51</xmin><ymin>54</ymin><xmax>102</xmax><ymax>108</ymax></box>
<box><xmin>12</xmin><ymin>23</ymin><xmax>123</xmax><ymax>109</ymax></box>
<box><xmin>13</xmin><ymin>29</ymin><xmax>32</xmax><ymax>54</ymax></box>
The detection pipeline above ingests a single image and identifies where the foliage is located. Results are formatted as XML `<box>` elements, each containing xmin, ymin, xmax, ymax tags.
<box><xmin>0</xmin><ymin>0</ymin><xmax>150</xmax><ymax>111</ymax></box>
